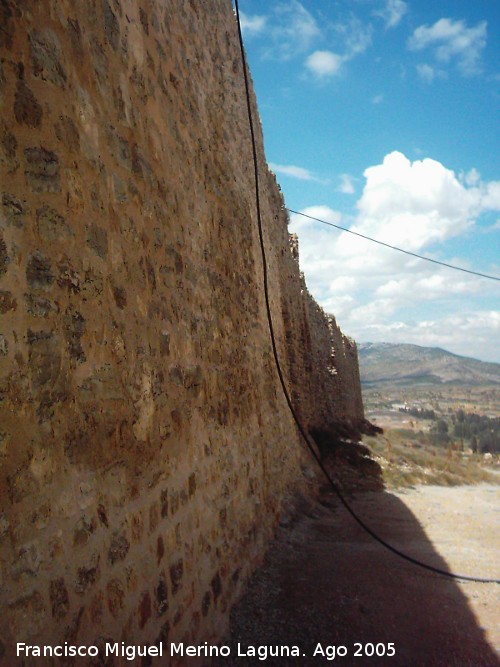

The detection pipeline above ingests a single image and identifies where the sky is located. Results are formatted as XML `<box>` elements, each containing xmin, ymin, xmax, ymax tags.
<box><xmin>237</xmin><ymin>0</ymin><xmax>500</xmax><ymax>363</ymax></box>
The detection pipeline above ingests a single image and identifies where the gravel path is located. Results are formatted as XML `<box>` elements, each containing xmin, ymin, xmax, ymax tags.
<box><xmin>214</xmin><ymin>484</ymin><xmax>500</xmax><ymax>666</ymax></box>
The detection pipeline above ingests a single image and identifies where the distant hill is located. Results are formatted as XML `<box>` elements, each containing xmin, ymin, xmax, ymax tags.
<box><xmin>358</xmin><ymin>343</ymin><xmax>500</xmax><ymax>386</ymax></box>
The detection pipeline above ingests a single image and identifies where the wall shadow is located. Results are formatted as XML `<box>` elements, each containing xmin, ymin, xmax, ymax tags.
<box><xmin>212</xmin><ymin>458</ymin><xmax>499</xmax><ymax>666</ymax></box>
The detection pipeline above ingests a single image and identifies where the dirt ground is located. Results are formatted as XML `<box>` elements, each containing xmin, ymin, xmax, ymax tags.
<box><xmin>214</xmin><ymin>483</ymin><xmax>500</xmax><ymax>666</ymax></box>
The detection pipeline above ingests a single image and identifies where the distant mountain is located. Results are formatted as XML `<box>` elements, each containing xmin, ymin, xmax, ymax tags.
<box><xmin>358</xmin><ymin>343</ymin><xmax>500</xmax><ymax>386</ymax></box>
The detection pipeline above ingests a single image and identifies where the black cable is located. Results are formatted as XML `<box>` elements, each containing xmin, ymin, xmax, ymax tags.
<box><xmin>234</xmin><ymin>0</ymin><xmax>500</xmax><ymax>585</ymax></box>
<box><xmin>287</xmin><ymin>208</ymin><xmax>500</xmax><ymax>282</ymax></box>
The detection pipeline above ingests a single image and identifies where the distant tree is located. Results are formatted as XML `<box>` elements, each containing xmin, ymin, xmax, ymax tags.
<box><xmin>432</xmin><ymin>419</ymin><xmax>450</xmax><ymax>445</ymax></box>
<box><xmin>437</xmin><ymin>419</ymin><xmax>448</xmax><ymax>435</ymax></box>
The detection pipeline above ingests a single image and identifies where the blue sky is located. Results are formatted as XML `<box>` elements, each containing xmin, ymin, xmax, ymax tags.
<box><xmin>238</xmin><ymin>0</ymin><xmax>500</xmax><ymax>362</ymax></box>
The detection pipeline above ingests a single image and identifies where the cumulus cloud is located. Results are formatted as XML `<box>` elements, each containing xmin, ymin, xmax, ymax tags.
<box><xmin>416</xmin><ymin>63</ymin><xmax>446</xmax><ymax>83</ymax></box>
<box><xmin>338</xmin><ymin>174</ymin><xmax>356</xmax><ymax>194</ymax></box>
<box><xmin>288</xmin><ymin>152</ymin><xmax>500</xmax><ymax>361</ymax></box>
<box><xmin>303</xmin><ymin>16</ymin><xmax>372</xmax><ymax>79</ymax></box>
<box><xmin>358</xmin><ymin>311</ymin><xmax>500</xmax><ymax>362</ymax></box>
<box><xmin>375</xmin><ymin>0</ymin><xmax>408</xmax><ymax>29</ymax></box>
<box><xmin>267</xmin><ymin>0</ymin><xmax>321</xmax><ymax>60</ymax></box>
<box><xmin>408</xmin><ymin>18</ymin><xmax>487</xmax><ymax>75</ymax></box>
<box><xmin>305</xmin><ymin>50</ymin><xmax>344</xmax><ymax>78</ymax></box>
<box><xmin>269</xmin><ymin>163</ymin><xmax>320</xmax><ymax>182</ymax></box>
<box><xmin>462</xmin><ymin>168</ymin><xmax>481</xmax><ymax>187</ymax></box>
<box><xmin>481</xmin><ymin>181</ymin><xmax>500</xmax><ymax>210</ymax></box>
<box><xmin>332</xmin><ymin>16</ymin><xmax>373</xmax><ymax>58</ymax></box>
<box><xmin>350</xmin><ymin>151</ymin><xmax>480</xmax><ymax>252</ymax></box>
<box><xmin>239</xmin><ymin>12</ymin><xmax>267</xmax><ymax>36</ymax></box>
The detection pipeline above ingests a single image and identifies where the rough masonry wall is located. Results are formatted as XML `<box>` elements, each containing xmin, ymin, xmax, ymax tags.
<box><xmin>278</xmin><ymin>227</ymin><xmax>364</xmax><ymax>436</ymax></box>
<box><xmin>0</xmin><ymin>0</ymin><xmax>363</xmax><ymax>663</ymax></box>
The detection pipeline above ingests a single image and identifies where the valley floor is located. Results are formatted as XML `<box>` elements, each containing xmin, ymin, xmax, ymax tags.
<box><xmin>214</xmin><ymin>483</ymin><xmax>500</xmax><ymax>666</ymax></box>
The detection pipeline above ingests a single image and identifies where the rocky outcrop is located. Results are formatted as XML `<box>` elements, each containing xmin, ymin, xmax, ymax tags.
<box><xmin>0</xmin><ymin>0</ymin><xmax>363</xmax><ymax>662</ymax></box>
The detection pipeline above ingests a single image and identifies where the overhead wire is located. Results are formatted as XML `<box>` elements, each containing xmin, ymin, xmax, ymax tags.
<box><xmin>286</xmin><ymin>208</ymin><xmax>500</xmax><ymax>282</ymax></box>
<box><xmin>234</xmin><ymin>0</ymin><xmax>500</xmax><ymax>585</ymax></box>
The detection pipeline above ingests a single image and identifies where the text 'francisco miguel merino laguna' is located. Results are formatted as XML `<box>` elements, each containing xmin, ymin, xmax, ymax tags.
<box><xmin>17</xmin><ymin>642</ymin><xmax>306</xmax><ymax>661</ymax></box>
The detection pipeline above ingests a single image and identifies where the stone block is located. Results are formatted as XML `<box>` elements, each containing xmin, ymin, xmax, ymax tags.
<box><xmin>108</xmin><ymin>531</ymin><xmax>130</xmax><ymax>565</ymax></box>
<box><xmin>156</xmin><ymin>536</ymin><xmax>164</xmax><ymax>565</ymax></box>
<box><xmin>8</xmin><ymin>590</ymin><xmax>46</xmax><ymax>637</ymax></box>
<box><xmin>0</xmin><ymin>120</ymin><xmax>19</xmax><ymax>173</ymax></box>
<box><xmin>169</xmin><ymin>559</ymin><xmax>183</xmax><ymax>595</ymax></box>
<box><xmin>130</xmin><ymin>513</ymin><xmax>143</xmax><ymax>543</ymax></box>
<box><xmin>188</xmin><ymin>473</ymin><xmax>196</xmax><ymax>497</ymax></box>
<box><xmin>0</xmin><ymin>290</ymin><xmax>17</xmax><ymax>313</ymax></box>
<box><xmin>107</xmin><ymin>578</ymin><xmax>125</xmax><ymax>617</ymax></box>
<box><xmin>112</xmin><ymin>173</ymin><xmax>127</xmax><ymax>202</ymax></box>
<box><xmin>63</xmin><ymin>307</ymin><xmax>86</xmax><ymax>363</ymax></box>
<box><xmin>50</xmin><ymin>578</ymin><xmax>69</xmax><ymax>620</ymax></box>
<box><xmin>201</xmin><ymin>591</ymin><xmax>211</xmax><ymax>617</ymax></box>
<box><xmin>73</xmin><ymin>515</ymin><xmax>96</xmax><ymax>547</ymax></box>
<box><xmin>25</xmin><ymin>293</ymin><xmax>57</xmax><ymax>317</ymax></box>
<box><xmin>0</xmin><ymin>233</ymin><xmax>9</xmax><ymax>275</ymax></box>
<box><xmin>160</xmin><ymin>489</ymin><xmax>168</xmax><ymax>518</ymax></box>
<box><xmin>55</xmin><ymin>115</ymin><xmax>80</xmax><ymax>153</ymax></box>
<box><xmin>1</xmin><ymin>193</ymin><xmax>28</xmax><ymax>228</ymax></box>
<box><xmin>24</xmin><ymin>147</ymin><xmax>61</xmax><ymax>193</ymax></box>
<box><xmin>87</xmin><ymin>223</ymin><xmax>108</xmax><ymax>259</ymax></box>
<box><xmin>29</xmin><ymin>29</ymin><xmax>67</xmax><ymax>87</ymax></box>
<box><xmin>27</xmin><ymin>329</ymin><xmax>61</xmax><ymax>388</ymax></box>
<box><xmin>138</xmin><ymin>590</ymin><xmax>151</xmax><ymax>629</ymax></box>
<box><xmin>14</xmin><ymin>80</ymin><xmax>43</xmax><ymax>128</ymax></box>
<box><xmin>75</xmin><ymin>553</ymin><xmax>100</xmax><ymax>594</ymax></box>
<box><xmin>12</xmin><ymin>541</ymin><xmax>42</xmax><ymax>580</ymax></box>
<box><xmin>67</xmin><ymin>18</ymin><xmax>83</xmax><ymax>58</ymax></box>
<box><xmin>57</xmin><ymin>262</ymin><xmax>81</xmax><ymax>293</ymax></box>
<box><xmin>0</xmin><ymin>334</ymin><xmax>8</xmax><ymax>356</ymax></box>
<box><xmin>97</xmin><ymin>504</ymin><xmax>109</xmax><ymax>527</ymax></box>
<box><xmin>26</xmin><ymin>252</ymin><xmax>54</xmax><ymax>289</ymax></box>
<box><xmin>36</xmin><ymin>204</ymin><xmax>73</xmax><ymax>241</ymax></box>
<box><xmin>211</xmin><ymin>571</ymin><xmax>222</xmax><ymax>601</ymax></box>
<box><xmin>101</xmin><ymin>0</ymin><xmax>120</xmax><ymax>51</ymax></box>
<box><xmin>149</xmin><ymin>503</ymin><xmax>159</xmax><ymax>534</ymax></box>
<box><xmin>112</xmin><ymin>285</ymin><xmax>127</xmax><ymax>309</ymax></box>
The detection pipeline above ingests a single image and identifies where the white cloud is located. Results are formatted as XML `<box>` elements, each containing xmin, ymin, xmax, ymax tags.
<box><xmin>329</xmin><ymin>276</ymin><xmax>358</xmax><ymax>293</ymax></box>
<box><xmin>268</xmin><ymin>0</ymin><xmax>321</xmax><ymax>60</ymax></box>
<box><xmin>481</xmin><ymin>181</ymin><xmax>500</xmax><ymax>210</ymax></box>
<box><xmin>372</xmin><ymin>94</ymin><xmax>384</xmax><ymax>104</ymax></box>
<box><xmin>269</xmin><ymin>163</ymin><xmax>319</xmax><ymax>181</ymax></box>
<box><xmin>239</xmin><ymin>12</ymin><xmax>267</xmax><ymax>36</ymax></box>
<box><xmin>459</xmin><ymin>173</ymin><xmax>500</xmax><ymax>210</ymax></box>
<box><xmin>357</xmin><ymin>311</ymin><xmax>500</xmax><ymax>362</ymax></box>
<box><xmin>375</xmin><ymin>273</ymin><xmax>478</xmax><ymax>300</ymax></box>
<box><xmin>338</xmin><ymin>174</ymin><xmax>356</xmax><ymax>194</ymax></box>
<box><xmin>305</xmin><ymin>50</ymin><xmax>344</xmax><ymax>78</ymax></box>
<box><xmin>375</xmin><ymin>0</ymin><xmax>408</xmax><ymax>29</ymax></box>
<box><xmin>352</xmin><ymin>151</ymin><xmax>479</xmax><ymax>252</ymax></box>
<box><xmin>288</xmin><ymin>152</ymin><xmax>500</xmax><ymax>362</ymax></box>
<box><xmin>408</xmin><ymin>18</ymin><xmax>487</xmax><ymax>76</ymax></box>
<box><xmin>462</xmin><ymin>167</ymin><xmax>481</xmax><ymax>187</ymax></box>
<box><xmin>290</xmin><ymin>205</ymin><xmax>342</xmax><ymax>232</ymax></box>
<box><xmin>333</xmin><ymin>16</ymin><xmax>373</xmax><ymax>58</ymax></box>
<box><xmin>416</xmin><ymin>63</ymin><xmax>446</xmax><ymax>83</ymax></box>
<box><xmin>303</xmin><ymin>17</ymin><xmax>373</xmax><ymax>79</ymax></box>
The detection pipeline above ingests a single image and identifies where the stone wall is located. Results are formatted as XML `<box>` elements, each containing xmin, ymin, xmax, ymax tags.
<box><xmin>0</xmin><ymin>0</ymin><xmax>364</xmax><ymax>663</ymax></box>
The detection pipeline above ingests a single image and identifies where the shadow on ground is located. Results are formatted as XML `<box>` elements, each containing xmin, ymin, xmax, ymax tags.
<box><xmin>213</xmin><ymin>437</ymin><xmax>499</xmax><ymax>667</ymax></box>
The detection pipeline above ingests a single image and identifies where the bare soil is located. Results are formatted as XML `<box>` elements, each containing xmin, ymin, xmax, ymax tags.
<box><xmin>215</xmin><ymin>483</ymin><xmax>500</xmax><ymax>666</ymax></box>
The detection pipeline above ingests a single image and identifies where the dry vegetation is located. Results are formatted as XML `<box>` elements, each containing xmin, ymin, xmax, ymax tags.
<box><xmin>363</xmin><ymin>429</ymin><xmax>499</xmax><ymax>489</ymax></box>
<box><xmin>360</xmin><ymin>383</ymin><xmax>500</xmax><ymax>489</ymax></box>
